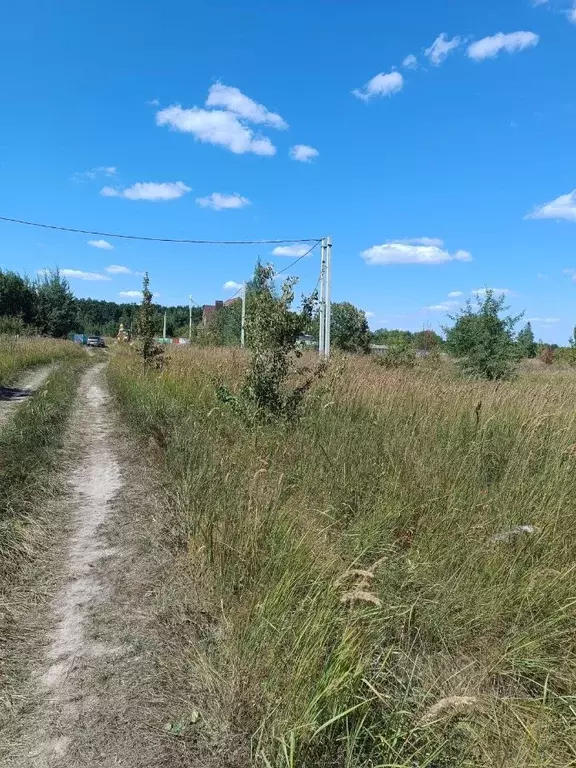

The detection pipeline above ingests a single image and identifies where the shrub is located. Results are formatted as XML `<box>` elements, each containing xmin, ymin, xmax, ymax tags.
<box><xmin>445</xmin><ymin>289</ymin><xmax>522</xmax><ymax>380</ymax></box>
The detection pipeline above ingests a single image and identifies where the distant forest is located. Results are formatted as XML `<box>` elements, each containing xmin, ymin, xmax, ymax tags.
<box><xmin>76</xmin><ymin>298</ymin><xmax>202</xmax><ymax>337</ymax></box>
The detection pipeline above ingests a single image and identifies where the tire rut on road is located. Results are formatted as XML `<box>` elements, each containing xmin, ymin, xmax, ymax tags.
<box><xmin>0</xmin><ymin>365</ymin><xmax>54</xmax><ymax>429</ymax></box>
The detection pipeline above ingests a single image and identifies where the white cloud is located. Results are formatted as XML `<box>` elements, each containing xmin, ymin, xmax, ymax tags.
<box><xmin>426</xmin><ymin>299</ymin><xmax>460</xmax><ymax>311</ymax></box>
<box><xmin>87</xmin><ymin>239</ymin><xmax>114</xmax><ymax>250</ymax></box>
<box><xmin>156</xmin><ymin>105</ymin><xmax>276</xmax><ymax>155</ymax></box>
<box><xmin>105</xmin><ymin>264</ymin><xmax>144</xmax><ymax>276</ymax></box>
<box><xmin>531</xmin><ymin>0</ymin><xmax>549</xmax><ymax>5</ymax></box>
<box><xmin>223</xmin><ymin>280</ymin><xmax>242</xmax><ymax>291</ymax></box>
<box><xmin>365</xmin><ymin>310</ymin><xmax>375</xmax><ymax>318</ymax></box>
<box><xmin>352</xmin><ymin>71</ymin><xmax>404</xmax><ymax>101</ymax></box>
<box><xmin>403</xmin><ymin>54</ymin><xmax>418</xmax><ymax>69</ymax></box>
<box><xmin>206</xmin><ymin>83</ymin><xmax>287</xmax><ymax>129</ymax></box>
<box><xmin>467</xmin><ymin>31</ymin><xmax>539</xmax><ymax>61</ymax></box>
<box><xmin>570</xmin><ymin>3</ymin><xmax>576</xmax><ymax>23</ymax></box>
<box><xmin>361</xmin><ymin>241</ymin><xmax>472</xmax><ymax>265</ymax></box>
<box><xmin>60</xmin><ymin>269</ymin><xmax>111</xmax><ymax>281</ymax></box>
<box><xmin>73</xmin><ymin>166</ymin><xmax>117</xmax><ymax>182</ymax></box>
<box><xmin>473</xmin><ymin>287</ymin><xmax>511</xmax><ymax>296</ymax></box>
<box><xmin>147</xmin><ymin>98</ymin><xmax>160</xmax><ymax>106</ymax></box>
<box><xmin>290</xmin><ymin>144</ymin><xmax>319</xmax><ymax>163</ymax></box>
<box><xmin>527</xmin><ymin>190</ymin><xmax>576</xmax><ymax>222</ymax></box>
<box><xmin>119</xmin><ymin>290</ymin><xmax>143</xmax><ymax>298</ymax></box>
<box><xmin>271</xmin><ymin>245</ymin><xmax>310</xmax><ymax>257</ymax></box>
<box><xmin>101</xmin><ymin>181</ymin><xmax>191</xmax><ymax>201</ymax></box>
<box><xmin>424</xmin><ymin>33</ymin><xmax>462</xmax><ymax>65</ymax></box>
<box><xmin>196</xmin><ymin>192</ymin><xmax>250</xmax><ymax>210</ymax></box>
<box><xmin>448</xmin><ymin>290</ymin><xmax>464</xmax><ymax>297</ymax></box>
<box><xmin>526</xmin><ymin>316</ymin><xmax>560</xmax><ymax>323</ymax></box>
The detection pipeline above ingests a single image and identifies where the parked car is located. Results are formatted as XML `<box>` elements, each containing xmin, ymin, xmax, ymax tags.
<box><xmin>86</xmin><ymin>336</ymin><xmax>105</xmax><ymax>348</ymax></box>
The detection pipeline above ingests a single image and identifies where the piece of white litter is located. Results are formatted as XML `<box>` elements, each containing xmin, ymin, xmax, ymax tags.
<box><xmin>489</xmin><ymin>525</ymin><xmax>537</xmax><ymax>544</ymax></box>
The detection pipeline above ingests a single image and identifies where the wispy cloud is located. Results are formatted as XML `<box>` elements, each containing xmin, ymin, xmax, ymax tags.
<box><xmin>40</xmin><ymin>268</ymin><xmax>111</xmax><ymax>281</ymax></box>
<box><xmin>271</xmin><ymin>245</ymin><xmax>311</xmax><ymax>257</ymax></box>
<box><xmin>468</xmin><ymin>31</ymin><xmax>539</xmax><ymax>61</ymax></box>
<box><xmin>72</xmin><ymin>166</ymin><xmax>117</xmax><ymax>182</ymax></box>
<box><xmin>361</xmin><ymin>241</ymin><xmax>472</xmax><ymax>265</ymax></box>
<box><xmin>119</xmin><ymin>290</ymin><xmax>143</xmax><ymax>298</ymax></box>
<box><xmin>105</xmin><ymin>264</ymin><xmax>144</xmax><ymax>276</ymax></box>
<box><xmin>473</xmin><ymin>287</ymin><xmax>511</xmax><ymax>296</ymax></box>
<box><xmin>365</xmin><ymin>310</ymin><xmax>376</xmax><ymax>318</ymax></box>
<box><xmin>424</xmin><ymin>33</ymin><xmax>462</xmax><ymax>65</ymax></box>
<box><xmin>526</xmin><ymin>316</ymin><xmax>560</xmax><ymax>323</ymax></box>
<box><xmin>101</xmin><ymin>181</ymin><xmax>191</xmax><ymax>201</ymax></box>
<box><xmin>426</xmin><ymin>299</ymin><xmax>460</xmax><ymax>311</ymax></box>
<box><xmin>352</xmin><ymin>71</ymin><xmax>404</xmax><ymax>101</ymax></box>
<box><xmin>205</xmin><ymin>83</ymin><xmax>287</xmax><ymax>129</ymax></box>
<box><xmin>448</xmin><ymin>290</ymin><xmax>464</xmax><ymax>297</ymax></box>
<box><xmin>223</xmin><ymin>280</ymin><xmax>242</xmax><ymax>291</ymax></box>
<box><xmin>196</xmin><ymin>192</ymin><xmax>250</xmax><ymax>210</ymax></box>
<box><xmin>87</xmin><ymin>239</ymin><xmax>114</xmax><ymax>250</ymax></box>
<box><xmin>290</xmin><ymin>144</ymin><xmax>319</xmax><ymax>163</ymax></box>
<box><xmin>527</xmin><ymin>190</ymin><xmax>576</xmax><ymax>222</ymax></box>
<box><xmin>402</xmin><ymin>54</ymin><xmax>418</xmax><ymax>69</ymax></box>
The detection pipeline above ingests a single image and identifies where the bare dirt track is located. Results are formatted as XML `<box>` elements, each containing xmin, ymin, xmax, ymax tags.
<box><xmin>1</xmin><ymin>363</ymin><xmax>205</xmax><ymax>768</ymax></box>
<box><xmin>0</xmin><ymin>365</ymin><xmax>53</xmax><ymax>429</ymax></box>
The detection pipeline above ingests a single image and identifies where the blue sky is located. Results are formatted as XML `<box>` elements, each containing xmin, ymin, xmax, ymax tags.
<box><xmin>1</xmin><ymin>0</ymin><xmax>576</xmax><ymax>342</ymax></box>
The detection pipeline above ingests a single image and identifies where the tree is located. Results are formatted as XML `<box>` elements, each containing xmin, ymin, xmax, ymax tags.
<box><xmin>444</xmin><ymin>289</ymin><xmax>522</xmax><ymax>380</ymax></box>
<box><xmin>34</xmin><ymin>270</ymin><xmax>77</xmax><ymax>337</ymax></box>
<box><xmin>517</xmin><ymin>322</ymin><xmax>537</xmax><ymax>358</ymax></box>
<box><xmin>568</xmin><ymin>326</ymin><xmax>576</xmax><ymax>366</ymax></box>
<box><xmin>0</xmin><ymin>270</ymin><xmax>36</xmax><ymax>326</ymax></box>
<box><xmin>372</xmin><ymin>328</ymin><xmax>413</xmax><ymax>347</ymax></box>
<box><xmin>135</xmin><ymin>273</ymin><xmax>164</xmax><ymax>368</ymax></box>
<box><xmin>413</xmin><ymin>329</ymin><xmax>443</xmax><ymax>353</ymax></box>
<box><xmin>330</xmin><ymin>302</ymin><xmax>371</xmax><ymax>353</ymax></box>
<box><xmin>217</xmin><ymin>265</ymin><xmax>320</xmax><ymax>421</ymax></box>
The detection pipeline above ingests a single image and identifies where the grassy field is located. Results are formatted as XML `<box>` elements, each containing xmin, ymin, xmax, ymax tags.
<box><xmin>0</xmin><ymin>336</ymin><xmax>85</xmax><ymax>385</ymax></box>
<box><xmin>109</xmin><ymin>347</ymin><xmax>576</xmax><ymax>767</ymax></box>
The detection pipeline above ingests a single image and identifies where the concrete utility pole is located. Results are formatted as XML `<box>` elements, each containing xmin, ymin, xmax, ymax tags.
<box><xmin>325</xmin><ymin>235</ymin><xmax>332</xmax><ymax>358</ymax></box>
<box><xmin>319</xmin><ymin>237</ymin><xmax>326</xmax><ymax>356</ymax></box>
<box><xmin>189</xmin><ymin>295</ymin><xmax>193</xmax><ymax>340</ymax></box>
<box><xmin>240</xmin><ymin>281</ymin><xmax>247</xmax><ymax>348</ymax></box>
<box><xmin>162</xmin><ymin>311</ymin><xmax>167</xmax><ymax>340</ymax></box>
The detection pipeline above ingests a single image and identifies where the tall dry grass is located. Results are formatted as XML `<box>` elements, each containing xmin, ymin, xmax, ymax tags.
<box><xmin>0</xmin><ymin>336</ymin><xmax>85</xmax><ymax>385</ymax></box>
<box><xmin>109</xmin><ymin>347</ymin><xmax>576</xmax><ymax>767</ymax></box>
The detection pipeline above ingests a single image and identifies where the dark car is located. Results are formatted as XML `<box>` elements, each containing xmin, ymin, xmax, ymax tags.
<box><xmin>86</xmin><ymin>336</ymin><xmax>105</xmax><ymax>348</ymax></box>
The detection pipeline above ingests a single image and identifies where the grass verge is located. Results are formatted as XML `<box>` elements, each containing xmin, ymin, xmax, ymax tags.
<box><xmin>0</xmin><ymin>355</ymin><xmax>88</xmax><ymax>585</ymax></box>
<box><xmin>109</xmin><ymin>348</ymin><xmax>576</xmax><ymax>767</ymax></box>
<box><xmin>0</xmin><ymin>336</ymin><xmax>85</xmax><ymax>385</ymax></box>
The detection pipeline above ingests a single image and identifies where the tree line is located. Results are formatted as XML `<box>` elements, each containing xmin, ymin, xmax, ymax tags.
<box><xmin>0</xmin><ymin>268</ymin><xmax>202</xmax><ymax>338</ymax></box>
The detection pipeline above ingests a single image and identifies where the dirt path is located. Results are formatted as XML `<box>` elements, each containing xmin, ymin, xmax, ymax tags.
<box><xmin>2</xmin><ymin>363</ymin><xmax>191</xmax><ymax>767</ymax></box>
<box><xmin>0</xmin><ymin>365</ymin><xmax>53</xmax><ymax>428</ymax></box>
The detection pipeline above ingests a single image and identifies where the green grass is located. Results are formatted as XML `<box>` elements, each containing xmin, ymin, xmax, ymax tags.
<box><xmin>0</xmin><ymin>335</ymin><xmax>85</xmax><ymax>385</ymax></box>
<box><xmin>0</xmin><ymin>355</ymin><xmax>88</xmax><ymax>583</ymax></box>
<box><xmin>109</xmin><ymin>348</ymin><xmax>576</xmax><ymax>767</ymax></box>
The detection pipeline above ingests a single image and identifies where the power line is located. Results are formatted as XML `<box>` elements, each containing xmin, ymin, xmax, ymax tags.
<box><xmin>0</xmin><ymin>214</ymin><xmax>321</xmax><ymax>245</ymax></box>
<box><xmin>224</xmin><ymin>240</ymin><xmax>322</xmax><ymax>300</ymax></box>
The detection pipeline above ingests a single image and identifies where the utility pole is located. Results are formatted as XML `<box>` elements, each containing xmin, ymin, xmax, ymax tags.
<box><xmin>240</xmin><ymin>281</ymin><xmax>247</xmax><ymax>348</ymax></box>
<box><xmin>319</xmin><ymin>237</ymin><xmax>326</xmax><ymax>356</ymax></box>
<box><xmin>325</xmin><ymin>235</ymin><xmax>332</xmax><ymax>358</ymax></box>
<box><xmin>162</xmin><ymin>310</ymin><xmax>167</xmax><ymax>340</ymax></box>
<box><xmin>188</xmin><ymin>295</ymin><xmax>193</xmax><ymax>340</ymax></box>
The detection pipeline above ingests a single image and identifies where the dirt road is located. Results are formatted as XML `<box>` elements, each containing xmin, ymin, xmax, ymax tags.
<box><xmin>0</xmin><ymin>365</ymin><xmax>53</xmax><ymax>429</ymax></box>
<box><xmin>2</xmin><ymin>363</ymin><xmax>190</xmax><ymax>767</ymax></box>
